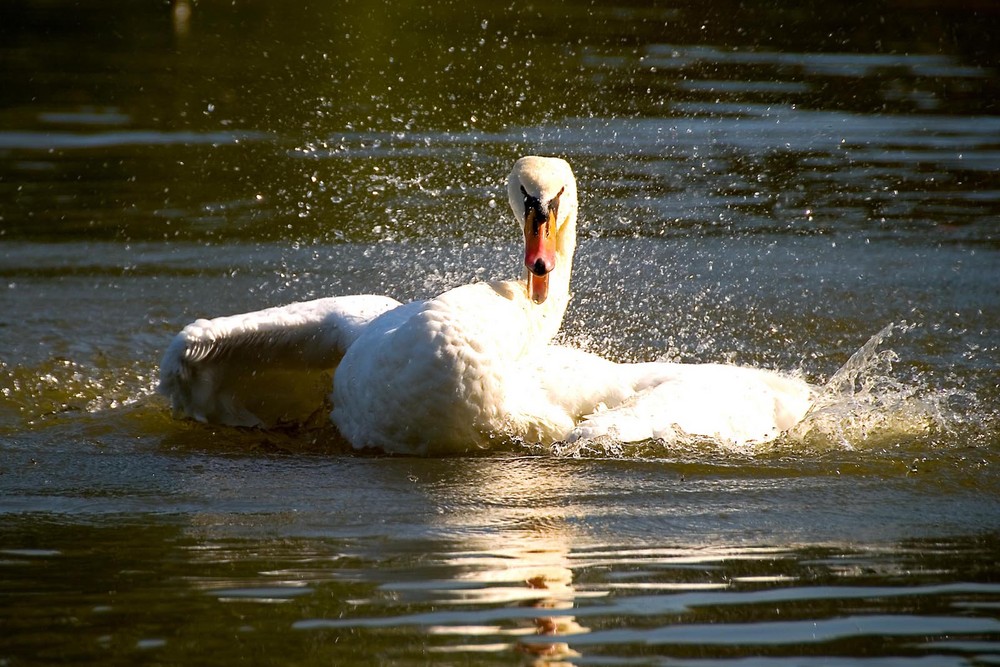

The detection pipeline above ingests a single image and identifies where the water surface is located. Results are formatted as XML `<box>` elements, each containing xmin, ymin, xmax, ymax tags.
<box><xmin>1</xmin><ymin>0</ymin><xmax>999</xmax><ymax>664</ymax></box>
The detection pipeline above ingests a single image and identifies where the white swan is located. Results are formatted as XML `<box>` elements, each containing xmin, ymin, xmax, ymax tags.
<box><xmin>160</xmin><ymin>156</ymin><xmax>814</xmax><ymax>454</ymax></box>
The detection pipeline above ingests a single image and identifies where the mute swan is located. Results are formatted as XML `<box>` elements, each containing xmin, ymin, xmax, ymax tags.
<box><xmin>159</xmin><ymin>156</ymin><xmax>814</xmax><ymax>454</ymax></box>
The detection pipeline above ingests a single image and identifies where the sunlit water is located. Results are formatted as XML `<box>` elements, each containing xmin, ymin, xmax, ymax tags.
<box><xmin>2</xmin><ymin>1</ymin><xmax>999</xmax><ymax>664</ymax></box>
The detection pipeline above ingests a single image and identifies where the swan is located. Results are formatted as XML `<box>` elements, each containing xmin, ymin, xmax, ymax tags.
<box><xmin>159</xmin><ymin>156</ymin><xmax>815</xmax><ymax>454</ymax></box>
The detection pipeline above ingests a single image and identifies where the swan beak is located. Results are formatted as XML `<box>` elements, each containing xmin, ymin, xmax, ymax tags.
<box><xmin>524</xmin><ymin>207</ymin><xmax>556</xmax><ymax>304</ymax></box>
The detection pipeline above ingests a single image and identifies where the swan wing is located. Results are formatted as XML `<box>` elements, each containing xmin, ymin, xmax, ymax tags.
<box><xmin>159</xmin><ymin>295</ymin><xmax>401</xmax><ymax>427</ymax></box>
<box><xmin>568</xmin><ymin>363</ymin><xmax>816</xmax><ymax>446</ymax></box>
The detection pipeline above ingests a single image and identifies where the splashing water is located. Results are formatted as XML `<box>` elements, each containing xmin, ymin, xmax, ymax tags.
<box><xmin>542</xmin><ymin>323</ymin><xmax>977</xmax><ymax>459</ymax></box>
<box><xmin>0</xmin><ymin>357</ymin><xmax>162</xmax><ymax>438</ymax></box>
<box><xmin>787</xmin><ymin>323</ymin><xmax>974</xmax><ymax>451</ymax></box>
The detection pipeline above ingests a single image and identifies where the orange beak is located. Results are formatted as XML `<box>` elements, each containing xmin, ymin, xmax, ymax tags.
<box><xmin>524</xmin><ymin>206</ymin><xmax>556</xmax><ymax>304</ymax></box>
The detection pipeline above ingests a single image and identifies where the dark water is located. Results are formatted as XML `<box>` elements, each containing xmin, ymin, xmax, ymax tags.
<box><xmin>2</xmin><ymin>0</ymin><xmax>1000</xmax><ymax>664</ymax></box>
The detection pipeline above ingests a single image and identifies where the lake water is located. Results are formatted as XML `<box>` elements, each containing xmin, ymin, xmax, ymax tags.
<box><xmin>2</xmin><ymin>0</ymin><xmax>999</xmax><ymax>664</ymax></box>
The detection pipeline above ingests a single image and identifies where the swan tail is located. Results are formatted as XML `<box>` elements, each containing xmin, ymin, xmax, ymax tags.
<box><xmin>568</xmin><ymin>363</ymin><xmax>816</xmax><ymax>447</ymax></box>
<box><xmin>158</xmin><ymin>295</ymin><xmax>400</xmax><ymax>427</ymax></box>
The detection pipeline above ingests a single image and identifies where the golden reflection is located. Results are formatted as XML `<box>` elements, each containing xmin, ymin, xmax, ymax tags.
<box><xmin>425</xmin><ymin>458</ymin><xmax>598</xmax><ymax>664</ymax></box>
<box><xmin>425</xmin><ymin>534</ymin><xmax>588</xmax><ymax>663</ymax></box>
<box><xmin>172</xmin><ymin>0</ymin><xmax>192</xmax><ymax>38</ymax></box>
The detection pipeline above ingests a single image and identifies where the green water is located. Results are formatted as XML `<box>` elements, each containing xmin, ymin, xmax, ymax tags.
<box><xmin>2</xmin><ymin>0</ymin><xmax>999</xmax><ymax>664</ymax></box>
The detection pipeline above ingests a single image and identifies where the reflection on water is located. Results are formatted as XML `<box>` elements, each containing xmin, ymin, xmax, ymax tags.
<box><xmin>2</xmin><ymin>0</ymin><xmax>1000</xmax><ymax>663</ymax></box>
<box><xmin>3</xmin><ymin>511</ymin><xmax>1000</xmax><ymax>664</ymax></box>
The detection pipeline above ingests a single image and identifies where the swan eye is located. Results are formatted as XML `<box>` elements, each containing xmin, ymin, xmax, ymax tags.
<box><xmin>520</xmin><ymin>185</ymin><xmax>543</xmax><ymax>221</ymax></box>
<box><xmin>519</xmin><ymin>185</ymin><xmax>533</xmax><ymax>212</ymax></box>
<box><xmin>548</xmin><ymin>186</ymin><xmax>565</xmax><ymax>221</ymax></box>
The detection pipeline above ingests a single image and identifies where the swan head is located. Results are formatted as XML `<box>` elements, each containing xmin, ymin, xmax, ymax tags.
<box><xmin>507</xmin><ymin>156</ymin><xmax>578</xmax><ymax>304</ymax></box>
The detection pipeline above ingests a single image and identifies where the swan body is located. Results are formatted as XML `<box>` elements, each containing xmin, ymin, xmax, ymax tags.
<box><xmin>160</xmin><ymin>156</ymin><xmax>815</xmax><ymax>454</ymax></box>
